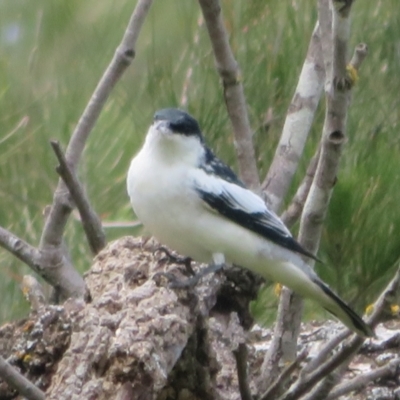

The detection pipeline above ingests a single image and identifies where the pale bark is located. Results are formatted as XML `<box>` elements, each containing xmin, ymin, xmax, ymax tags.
<box><xmin>262</xmin><ymin>22</ymin><xmax>325</xmax><ymax>211</ymax></box>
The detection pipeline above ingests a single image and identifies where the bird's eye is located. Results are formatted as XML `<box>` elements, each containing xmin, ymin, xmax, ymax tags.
<box><xmin>170</xmin><ymin>118</ymin><xmax>192</xmax><ymax>134</ymax></box>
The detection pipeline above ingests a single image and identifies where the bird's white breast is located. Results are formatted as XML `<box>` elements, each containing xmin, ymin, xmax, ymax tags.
<box><xmin>127</xmin><ymin>146</ymin><xmax>212</xmax><ymax>261</ymax></box>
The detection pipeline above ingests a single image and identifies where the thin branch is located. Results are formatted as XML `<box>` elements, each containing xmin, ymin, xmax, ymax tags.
<box><xmin>0</xmin><ymin>356</ymin><xmax>45</xmax><ymax>400</ymax></box>
<box><xmin>279</xmin><ymin>336</ymin><xmax>364</xmax><ymax>400</ymax></box>
<box><xmin>37</xmin><ymin>0</ymin><xmax>153</xmax><ymax>299</ymax></box>
<box><xmin>281</xmin><ymin>145</ymin><xmax>321</xmax><ymax>228</ymax></box>
<box><xmin>326</xmin><ymin>358</ymin><xmax>400</xmax><ymax>400</ymax></box>
<box><xmin>0</xmin><ymin>226</ymin><xmax>42</xmax><ymax>271</ymax></box>
<box><xmin>51</xmin><ymin>140</ymin><xmax>106</xmax><ymax>255</ymax></box>
<box><xmin>261</xmin><ymin>22</ymin><xmax>325</xmax><ymax>212</ymax></box>
<box><xmin>263</xmin><ymin>1</ymin><xmax>367</xmax><ymax>391</ymax></box>
<box><xmin>257</xmin><ymin>20</ymin><xmax>326</xmax><ymax>393</ymax></box>
<box><xmin>303</xmin><ymin>330</ymin><xmax>350</xmax><ymax>374</ymax></box>
<box><xmin>197</xmin><ymin>0</ymin><xmax>259</xmax><ymax>190</ymax></box>
<box><xmin>282</xmin><ymin>266</ymin><xmax>400</xmax><ymax>400</ymax></box>
<box><xmin>233</xmin><ymin>343</ymin><xmax>253</xmax><ymax>400</ymax></box>
<box><xmin>260</xmin><ymin>348</ymin><xmax>308</xmax><ymax>400</ymax></box>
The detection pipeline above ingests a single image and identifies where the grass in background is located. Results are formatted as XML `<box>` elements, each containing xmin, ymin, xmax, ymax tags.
<box><xmin>0</xmin><ymin>0</ymin><xmax>399</xmax><ymax>323</ymax></box>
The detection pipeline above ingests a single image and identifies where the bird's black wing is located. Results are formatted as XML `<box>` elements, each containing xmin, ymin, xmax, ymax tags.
<box><xmin>194</xmin><ymin>151</ymin><xmax>318</xmax><ymax>261</ymax></box>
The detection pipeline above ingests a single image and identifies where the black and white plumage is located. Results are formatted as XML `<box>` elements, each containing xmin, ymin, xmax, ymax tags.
<box><xmin>127</xmin><ymin>108</ymin><xmax>373</xmax><ymax>337</ymax></box>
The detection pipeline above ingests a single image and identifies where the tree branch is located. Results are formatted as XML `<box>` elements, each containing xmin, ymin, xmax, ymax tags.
<box><xmin>197</xmin><ymin>0</ymin><xmax>259</xmax><ymax>190</ymax></box>
<box><xmin>260</xmin><ymin>1</ymin><xmax>368</xmax><ymax>390</ymax></box>
<box><xmin>281</xmin><ymin>145</ymin><xmax>321</xmax><ymax>228</ymax></box>
<box><xmin>261</xmin><ymin>22</ymin><xmax>325</xmax><ymax>212</ymax></box>
<box><xmin>281</xmin><ymin>266</ymin><xmax>400</xmax><ymax>400</ymax></box>
<box><xmin>258</xmin><ymin>20</ymin><xmax>326</xmax><ymax>393</ymax></box>
<box><xmin>0</xmin><ymin>226</ymin><xmax>42</xmax><ymax>271</ymax></box>
<box><xmin>0</xmin><ymin>356</ymin><xmax>45</xmax><ymax>400</ymax></box>
<box><xmin>50</xmin><ymin>140</ymin><xmax>106</xmax><ymax>255</ymax></box>
<box><xmin>326</xmin><ymin>358</ymin><xmax>400</xmax><ymax>400</ymax></box>
<box><xmin>35</xmin><ymin>0</ymin><xmax>153</xmax><ymax>299</ymax></box>
<box><xmin>260</xmin><ymin>348</ymin><xmax>308</xmax><ymax>400</ymax></box>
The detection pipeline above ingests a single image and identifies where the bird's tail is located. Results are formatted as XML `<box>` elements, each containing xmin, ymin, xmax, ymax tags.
<box><xmin>312</xmin><ymin>278</ymin><xmax>374</xmax><ymax>338</ymax></box>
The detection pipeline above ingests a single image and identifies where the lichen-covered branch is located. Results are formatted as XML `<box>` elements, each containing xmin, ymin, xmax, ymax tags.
<box><xmin>197</xmin><ymin>0</ymin><xmax>259</xmax><ymax>190</ymax></box>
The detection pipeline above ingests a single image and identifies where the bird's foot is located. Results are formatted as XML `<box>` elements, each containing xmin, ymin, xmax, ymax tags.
<box><xmin>158</xmin><ymin>246</ymin><xmax>195</xmax><ymax>276</ymax></box>
<box><xmin>153</xmin><ymin>262</ymin><xmax>224</xmax><ymax>289</ymax></box>
<box><xmin>169</xmin><ymin>262</ymin><xmax>224</xmax><ymax>288</ymax></box>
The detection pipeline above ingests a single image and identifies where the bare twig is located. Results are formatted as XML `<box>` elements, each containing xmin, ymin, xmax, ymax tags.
<box><xmin>293</xmin><ymin>266</ymin><xmax>400</xmax><ymax>400</ymax></box>
<box><xmin>33</xmin><ymin>0</ymin><xmax>153</xmax><ymax>299</ymax></box>
<box><xmin>258</xmin><ymin>21</ymin><xmax>326</xmax><ymax>392</ymax></box>
<box><xmin>233</xmin><ymin>343</ymin><xmax>253</xmax><ymax>400</ymax></box>
<box><xmin>281</xmin><ymin>145</ymin><xmax>321</xmax><ymax>228</ymax></box>
<box><xmin>197</xmin><ymin>0</ymin><xmax>259</xmax><ymax>190</ymax></box>
<box><xmin>262</xmin><ymin>1</ymin><xmax>368</xmax><ymax>390</ymax></box>
<box><xmin>279</xmin><ymin>336</ymin><xmax>364</xmax><ymax>400</ymax></box>
<box><xmin>260</xmin><ymin>348</ymin><xmax>308</xmax><ymax>400</ymax></box>
<box><xmin>51</xmin><ymin>140</ymin><xmax>106</xmax><ymax>255</ymax></box>
<box><xmin>326</xmin><ymin>358</ymin><xmax>400</xmax><ymax>400</ymax></box>
<box><xmin>303</xmin><ymin>330</ymin><xmax>350</xmax><ymax>374</ymax></box>
<box><xmin>0</xmin><ymin>226</ymin><xmax>42</xmax><ymax>270</ymax></box>
<box><xmin>277</xmin><ymin>3</ymin><xmax>363</xmax><ymax>391</ymax></box>
<box><xmin>262</xmin><ymin>22</ymin><xmax>325</xmax><ymax>212</ymax></box>
<box><xmin>0</xmin><ymin>356</ymin><xmax>45</xmax><ymax>400</ymax></box>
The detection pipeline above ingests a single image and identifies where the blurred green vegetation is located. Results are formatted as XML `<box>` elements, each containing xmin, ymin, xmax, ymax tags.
<box><xmin>0</xmin><ymin>0</ymin><xmax>399</xmax><ymax>324</ymax></box>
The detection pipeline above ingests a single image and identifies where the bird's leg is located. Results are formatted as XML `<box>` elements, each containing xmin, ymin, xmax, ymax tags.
<box><xmin>169</xmin><ymin>252</ymin><xmax>225</xmax><ymax>288</ymax></box>
<box><xmin>158</xmin><ymin>246</ymin><xmax>195</xmax><ymax>276</ymax></box>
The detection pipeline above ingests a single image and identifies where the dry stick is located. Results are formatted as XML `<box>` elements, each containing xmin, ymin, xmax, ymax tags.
<box><xmin>50</xmin><ymin>140</ymin><xmax>106</xmax><ymax>255</ymax></box>
<box><xmin>276</xmin><ymin>1</ymin><xmax>360</xmax><ymax>395</ymax></box>
<box><xmin>279</xmin><ymin>336</ymin><xmax>364</xmax><ymax>400</ymax></box>
<box><xmin>0</xmin><ymin>356</ymin><xmax>45</xmax><ymax>400</ymax></box>
<box><xmin>36</xmin><ymin>0</ymin><xmax>153</xmax><ymax>299</ymax></box>
<box><xmin>303</xmin><ymin>330</ymin><xmax>350</xmax><ymax>374</ymax></box>
<box><xmin>261</xmin><ymin>22</ymin><xmax>325</xmax><ymax>212</ymax></box>
<box><xmin>260</xmin><ymin>348</ymin><xmax>308</xmax><ymax>400</ymax></box>
<box><xmin>233</xmin><ymin>343</ymin><xmax>253</xmax><ymax>400</ymax></box>
<box><xmin>197</xmin><ymin>0</ymin><xmax>259</xmax><ymax>190</ymax></box>
<box><xmin>0</xmin><ymin>227</ymin><xmax>42</xmax><ymax>271</ymax></box>
<box><xmin>281</xmin><ymin>145</ymin><xmax>321</xmax><ymax>228</ymax></box>
<box><xmin>257</xmin><ymin>22</ymin><xmax>326</xmax><ymax>393</ymax></box>
<box><xmin>326</xmin><ymin>358</ymin><xmax>400</xmax><ymax>400</ymax></box>
<box><xmin>300</xmin><ymin>266</ymin><xmax>400</xmax><ymax>400</ymax></box>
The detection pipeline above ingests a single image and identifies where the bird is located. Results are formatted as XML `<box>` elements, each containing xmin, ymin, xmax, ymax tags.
<box><xmin>127</xmin><ymin>108</ymin><xmax>373</xmax><ymax>338</ymax></box>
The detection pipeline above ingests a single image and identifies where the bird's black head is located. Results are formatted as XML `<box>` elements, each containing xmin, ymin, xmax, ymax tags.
<box><xmin>154</xmin><ymin>108</ymin><xmax>203</xmax><ymax>140</ymax></box>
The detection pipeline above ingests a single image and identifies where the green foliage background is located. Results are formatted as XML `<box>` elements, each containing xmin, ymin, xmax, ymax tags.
<box><xmin>0</xmin><ymin>0</ymin><xmax>399</xmax><ymax>323</ymax></box>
